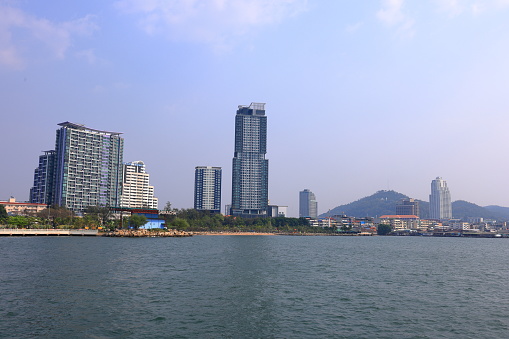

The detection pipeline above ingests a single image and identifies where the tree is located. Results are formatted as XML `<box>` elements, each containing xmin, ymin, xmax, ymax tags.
<box><xmin>0</xmin><ymin>205</ymin><xmax>8</xmax><ymax>221</ymax></box>
<box><xmin>128</xmin><ymin>214</ymin><xmax>147</xmax><ymax>229</ymax></box>
<box><xmin>38</xmin><ymin>205</ymin><xmax>74</xmax><ymax>219</ymax></box>
<box><xmin>85</xmin><ymin>206</ymin><xmax>111</xmax><ymax>226</ymax></box>
<box><xmin>8</xmin><ymin>216</ymin><xmax>29</xmax><ymax>228</ymax></box>
<box><xmin>170</xmin><ymin>218</ymin><xmax>190</xmax><ymax>230</ymax></box>
<box><xmin>377</xmin><ymin>224</ymin><xmax>393</xmax><ymax>235</ymax></box>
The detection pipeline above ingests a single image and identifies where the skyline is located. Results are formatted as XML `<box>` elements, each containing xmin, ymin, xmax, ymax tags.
<box><xmin>2</xmin><ymin>1</ymin><xmax>509</xmax><ymax>217</ymax></box>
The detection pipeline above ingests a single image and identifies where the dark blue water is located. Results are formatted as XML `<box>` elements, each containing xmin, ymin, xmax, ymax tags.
<box><xmin>1</xmin><ymin>236</ymin><xmax>508</xmax><ymax>338</ymax></box>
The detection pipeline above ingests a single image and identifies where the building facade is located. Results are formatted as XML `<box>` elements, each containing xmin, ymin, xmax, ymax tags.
<box><xmin>396</xmin><ymin>198</ymin><xmax>420</xmax><ymax>217</ymax></box>
<box><xmin>1</xmin><ymin>197</ymin><xmax>47</xmax><ymax>216</ymax></box>
<box><xmin>29</xmin><ymin>150</ymin><xmax>56</xmax><ymax>205</ymax></box>
<box><xmin>429</xmin><ymin>177</ymin><xmax>452</xmax><ymax>220</ymax></box>
<box><xmin>231</xmin><ymin>103</ymin><xmax>269</xmax><ymax>217</ymax></box>
<box><xmin>299</xmin><ymin>189</ymin><xmax>318</xmax><ymax>218</ymax></box>
<box><xmin>29</xmin><ymin>122</ymin><xmax>124</xmax><ymax>213</ymax></box>
<box><xmin>194</xmin><ymin>166</ymin><xmax>221</xmax><ymax>213</ymax></box>
<box><xmin>121</xmin><ymin>161</ymin><xmax>158</xmax><ymax>209</ymax></box>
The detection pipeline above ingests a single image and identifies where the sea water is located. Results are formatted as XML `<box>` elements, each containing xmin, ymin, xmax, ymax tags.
<box><xmin>1</xmin><ymin>236</ymin><xmax>508</xmax><ymax>338</ymax></box>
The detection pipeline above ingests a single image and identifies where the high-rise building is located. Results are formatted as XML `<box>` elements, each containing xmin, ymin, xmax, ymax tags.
<box><xmin>29</xmin><ymin>150</ymin><xmax>56</xmax><ymax>205</ymax></box>
<box><xmin>429</xmin><ymin>177</ymin><xmax>452</xmax><ymax>220</ymax></box>
<box><xmin>194</xmin><ymin>166</ymin><xmax>221</xmax><ymax>213</ymax></box>
<box><xmin>299</xmin><ymin>189</ymin><xmax>318</xmax><ymax>218</ymax></box>
<box><xmin>231</xmin><ymin>103</ymin><xmax>268</xmax><ymax>217</ymax></box>
<box><xmin>121</xmin><ymin>161</ymin><xmax>158</xmax><ymax>209</ymax></box>
<box><xmin>29</xmin><ymin>122</ymin><xmax>124</xmax><ymax>213</ymax></box>
<box><xmin>396</xmin><ymin>198</ymin><xmax>420</xmax><ymax>217</ymax></box>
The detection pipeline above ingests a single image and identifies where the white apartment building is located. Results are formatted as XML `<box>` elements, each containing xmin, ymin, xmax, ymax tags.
<box><xmin>121</xmin><ymin>161</ymin><xmax>158</xmax><ymax>209</ymax></box>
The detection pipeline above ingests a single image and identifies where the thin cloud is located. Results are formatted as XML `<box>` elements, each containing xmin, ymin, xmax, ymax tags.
<box><xmin>376</xmin><ymin>0</ymin><xmax>415</xmax><ymax>37</ymax></box>
<box><xmin>346</xmin><ymin>21</ymin><xmax>363</xmax><ymax>33</ymax></box>
<box><xmin>0</xmin><ymin>5</ymin><xmax>98</xmax><ymax>69</ymax></box>
<box><xmin>435</xmin><ymin>0</ymin><xmax>464</xmax><ymax>16</ymax></box>
<box><xmin>115</xmin><ymin>0</ymin><xmax>307</xmax><ymax>51</ymax></box>
<box><xmin>435</xmin><ymin>0</ymin><xmax>509</xmax><ymax>16</ymax></box>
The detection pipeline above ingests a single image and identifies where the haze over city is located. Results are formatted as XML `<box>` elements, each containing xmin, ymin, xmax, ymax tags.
<box><xmin>1</xmin><ymin>0</ymin><xmax>509</xmax><ymax>217</ymax></box>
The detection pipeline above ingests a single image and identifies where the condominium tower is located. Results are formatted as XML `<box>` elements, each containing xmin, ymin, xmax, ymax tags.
<box><xmin>299</xmin><ymin>189</ymin><xmax>318</xmax><ymax>218</ymax></box>
<box><xmin>194</xmin><ymin>166</ymin><xmax>222</xmax><ymax>213</ymax></box>
<box><xmin>429</xmin><ymin>177</ymin><xmax>452</xmax><ymax>220</ymax></box>
<box><xmin>231</xmin><ymin>103</ymin><xmax>268</xmax><ymax>217</ymax></box>
<box><xmin>121</xmin><ymin>161</ymin><xmax>158</xmax><ymax>209</ymax></box>
<box><xmin>30</xmin><ymin>122</ymin><xmax>124</xmax><ymax>213</ymax></box>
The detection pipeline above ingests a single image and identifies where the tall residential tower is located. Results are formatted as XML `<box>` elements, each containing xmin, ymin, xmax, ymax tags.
<box><xmin>299</xmin><ymin>189</ymin><xmax>318</xmax><ymax>218</ymax></box>
<box><xmin>194</xmin><ymin>166</ymin><xmax>222</xmax><ymax>213</ymax></box>
<box><xmin>29</xmin><ymin>122</ymin><xmax>124</xmax><ymax>213</ymax></box>
<box><xmin>231</xmin><ymin>103</ymin><xmax>268</xmax><ymax>217</ymax></box>
<box><xmin>429</xmin><ymin>177</ymin><xmax>452</xmax><ymax>220</ymax></box>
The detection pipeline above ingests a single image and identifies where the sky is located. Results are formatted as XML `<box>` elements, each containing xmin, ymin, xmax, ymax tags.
<box><xmin>1</xmin><ymin>0</ymin><xmax>509</xmax><ymax>217</ymax></box>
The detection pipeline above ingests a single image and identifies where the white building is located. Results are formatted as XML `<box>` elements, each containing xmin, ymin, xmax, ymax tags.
<box><xmin>121</xmin><ymin>161</ymin><xmax>158</xmax><ymax>209</ymax></box>
<box><xmin>429</xmin><ymin>177</ymin><xmax>452</xmax><ymax>220</ymax></box>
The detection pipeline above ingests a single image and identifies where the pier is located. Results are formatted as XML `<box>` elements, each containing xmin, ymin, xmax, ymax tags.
<box><xmin>0</xmin><ymin>229</ymin><xmax>99</xmax><ymax>236</ymax></box>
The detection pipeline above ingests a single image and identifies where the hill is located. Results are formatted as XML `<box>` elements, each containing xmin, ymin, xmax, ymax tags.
<box><xmin>320</xmin><ymin>190</ymin><xmax>410</xmax><ymax>218</ymax></box>
<box><xmin>451</xmin><ymin>200</ymin><xmax>500</xmax><ymax>220</ymax></box>
<box><xmin>484</xmin><ymin>205</ymin><xmax>509</xmax><ymax>220</ymax></box>
<box><xmin>320</xmin><ymin>191</ymin><xmax>508</xmax><ymax>221</ymax></box>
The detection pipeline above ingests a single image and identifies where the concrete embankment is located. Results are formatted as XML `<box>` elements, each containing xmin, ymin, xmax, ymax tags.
<box><xmin>102</xmin><ymin>229</ymin><xmax>192</xmax><ymax>237</ymax></box>
<box><xmin>193</xmin><ymin>231</ymin><xmax>370</xmax><ymax>236</ymax></box>
<box><xmin>0</xmin><ymin>229</ymin><xmax>99</xmax><ymax>236</ymax></box>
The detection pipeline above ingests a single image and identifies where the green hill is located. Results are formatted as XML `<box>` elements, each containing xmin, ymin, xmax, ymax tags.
<box><xmin>320</xmin><ymin>190</ymin><xmax>410</xmax><ymax>218</ymax></box>
<box><xmin>453</xmin><ymin>202</ymin><xmax>509</xmax><ymax>221</ymax></box>
<box><xmin>320</xmin><ymin>191</ymin><xmax>508</xmax><ymax>221</ymax></box>
<box><xmin>484</xmin><ymin>205</ymin><xmax>509</xmax><ymax>220</ymax></box>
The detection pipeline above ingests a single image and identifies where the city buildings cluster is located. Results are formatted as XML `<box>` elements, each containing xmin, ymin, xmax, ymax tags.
<box><xmin>0</xmin><ymin>104</ymin><xmax>500</xmax><ymax>234</ymax></box>
<box><xmin>28</xmin><ymin>122</ymin><xmax>158</xmax><ymax>214</ymax></box>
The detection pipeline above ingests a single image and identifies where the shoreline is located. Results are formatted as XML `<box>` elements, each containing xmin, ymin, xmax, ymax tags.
<box><xmin>192</xmin><ymin>231</ymin><xmax>367</xmax><ymax>236</ymax></box>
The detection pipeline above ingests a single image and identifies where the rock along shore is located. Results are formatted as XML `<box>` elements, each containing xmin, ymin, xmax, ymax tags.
<box><xmin>102</xmin><ymin>229</ymin><xmax>192</xmax><ymax>237</ymax></box>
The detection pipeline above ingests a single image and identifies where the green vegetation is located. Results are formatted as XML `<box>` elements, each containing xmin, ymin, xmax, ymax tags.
<box><xmin>377</xmin><ymin>224</ymin><xmax>393</xmax><ymax>235</ymax></box>
<box><xmin>0</xmin><ymin>205</ymin><xmax>8</xmax><ymax>220</ymax></box>
<box><xmin>0</xmin><ymin>204</ymin><xmax>350</xmax><ymax>234</ymax></box>
<box><xmin>162</xmin><ymin>208</ymin><xmax>327</xmax><ymax>233</ymax></box>
<box><xmin>128</xmin><ymin>214</ymin><xmax>148</xmax><ymax>229</ymax></box>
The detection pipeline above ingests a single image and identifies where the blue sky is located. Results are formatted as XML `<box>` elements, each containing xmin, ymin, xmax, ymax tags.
<box><xmin>2</xmin><ymin>0</ymin><xmax>509</xmax><ymax>216</ymax></box>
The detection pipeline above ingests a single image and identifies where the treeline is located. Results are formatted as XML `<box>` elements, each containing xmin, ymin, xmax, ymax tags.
<box><xmin>163</xmin><ymin>209</ymin><xmax>332</xmax><ymax>233</ymax></box>
<box><xmin>0</xmin><ymin>205</ymin><xmax>142</xmax><ymax>230</ymax></box>
<box><xmin>0</xmin><ymin>204</ymin><xmax>334</xmax><ymax>233</ymax></box>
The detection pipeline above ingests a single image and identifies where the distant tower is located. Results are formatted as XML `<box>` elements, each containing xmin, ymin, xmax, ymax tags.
<box><xmin>429</xmin><ymin>177</ymin><xmax>452</xmax><ymax>220</ymax></box>
<box><xmin>396</xmin><ymin>198</ymin><xmax>420</xmax><ymax>217</ymax></box>
<box><xmin>195</xmin><ymin>166</ymin><xmax>222</xmax><ymax>213</ymax></box>
<box><xmin>299</xmin><ymin>189</ymin><xmax>318</xmax><ymax>218</ymax></box>
<box><xmin>121</xmin><ymin>161</ymin><xmax>158</xmax><ymax>209</ymax></box>
<box><xmin>29</xmin><ymin>150</ymin><xmax>56</xmax><ymax>205</ymax></box>
<box><xmin>231</xmin><ymin>103</ymin><xmax>268</xmax><ymax>217</ymax></box>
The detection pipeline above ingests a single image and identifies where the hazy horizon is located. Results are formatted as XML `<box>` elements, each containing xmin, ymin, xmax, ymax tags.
<box><xmin>2</xmin><ymin>1</ymin><xmax>509</xmax><ymax>217</ymax></box>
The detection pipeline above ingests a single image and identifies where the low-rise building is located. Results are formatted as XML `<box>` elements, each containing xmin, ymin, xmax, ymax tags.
<box><xmin>0</xmin><ymin>197</ymin><xmax>47</xmax><ymax>216</ymax></box>
<box><xmin>378</xmin><ymin>215</ymin><xmax>420</xmax><ymax>231</ymax></box>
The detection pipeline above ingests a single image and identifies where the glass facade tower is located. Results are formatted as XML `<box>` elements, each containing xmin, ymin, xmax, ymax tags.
<box><xmin>299</xmin><ymin>189</ymin><xmax>318</xmax><ymax>218</ymax></box>
<box><xmin>429</xmin><ymin>177</ymin><xmax>452</xmax><ymax>220</ymax></box>
<box><xmin>231</xmin><ymin>103</ymin><xmax>268</xmax><ymax>217</ymax></box>
<box><xmin>29</xmin><ymin>150</ymin><xmax>56</xmax><ymax>205</ymax></box>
